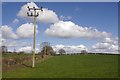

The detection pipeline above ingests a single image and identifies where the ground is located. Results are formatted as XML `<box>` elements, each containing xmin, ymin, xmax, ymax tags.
<box><xmin>2</xmin><ymin>54</ymin><xmax>118</xmax><ymax>78</ymax></box>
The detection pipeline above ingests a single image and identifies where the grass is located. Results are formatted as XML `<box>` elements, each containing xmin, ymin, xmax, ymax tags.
<box><xmin>2</xmin><ymin>55</ymin><xmax>118</xmax><ymax>78</ymax></box>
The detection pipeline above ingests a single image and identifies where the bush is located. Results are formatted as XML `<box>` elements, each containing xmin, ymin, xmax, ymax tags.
<box><xmin>14</xmin><ymin>58</ymin><xmax>22</xmax><ymax>64</ymax></box>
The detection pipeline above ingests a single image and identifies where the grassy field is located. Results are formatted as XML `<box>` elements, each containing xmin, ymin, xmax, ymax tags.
<box><xmin>2</xmin><ymin>55</ymin><xmax>118</xmax><ymax>78</ymax></box>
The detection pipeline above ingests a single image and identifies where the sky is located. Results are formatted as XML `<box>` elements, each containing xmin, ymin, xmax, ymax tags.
<box><xmin>1</xmin><ymin>2</ymin><xmax>119</xmax><ymax>54</ymax></box>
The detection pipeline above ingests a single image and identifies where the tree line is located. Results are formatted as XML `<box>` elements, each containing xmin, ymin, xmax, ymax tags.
<box><xmin>1</xmin><ymin>42</ymin><xmax>88</xmax><ymax>55</ymax></box>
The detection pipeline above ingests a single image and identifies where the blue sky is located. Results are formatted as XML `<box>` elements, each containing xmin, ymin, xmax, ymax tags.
<box><xmin>1</xmin><ymin>2</ymin><xmax>118</xmax><ymax>53</ymax></box>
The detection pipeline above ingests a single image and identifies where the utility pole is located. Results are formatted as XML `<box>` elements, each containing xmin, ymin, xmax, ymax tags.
<box><xmin>27</xmin><ymin>6</ymin><xmax>43</xmax><ymax>68</ymax></box>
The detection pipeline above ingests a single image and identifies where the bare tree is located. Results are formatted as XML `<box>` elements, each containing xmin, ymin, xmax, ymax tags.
<box><xmin>40</xmin><ymin>42</ymin><xmax>50</xmax><ymax>55</ymax></box>
<box><xmin>81</xmin><ymin>50</ymin><xmax>87</xmax><ymax>55</ymax></box>
<box><xmin>40</xmin><ymin>42</ymin><xmax>55</xmax><ymax>57</ymax></box>
<box><xmin>58</xmin><ymin>49</ymin><xmax>66</xmax><ymax>55</ymax></box>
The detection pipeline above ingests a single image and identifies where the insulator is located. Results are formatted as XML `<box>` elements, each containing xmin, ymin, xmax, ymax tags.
<box><xmin>41</xmin><ymin>7</ymin><xmax>43</xmax><ymax>11</ymax></box>
<box><xmin>27</xmin><ymin>6</ymin><xmax>29</xmax><ymax>9</ymax></box>
<box><xmin>27</xmin><ymin>12</ymin><xmax>29</xmax><ymax>16</ymax></box>
<box><xmin>37</xmin><ymin>12</ymin><xmax>39</xmax><ymax>16</ymax></box>
<box><xmin>31</xmin><ymin>12</ymin><xmax>33</xmax><ymax>16</ymax></box>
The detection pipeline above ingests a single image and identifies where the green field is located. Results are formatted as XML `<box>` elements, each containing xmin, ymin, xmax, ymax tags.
<box><xmin>2</xmin><ymin>55</ymin><xmax>118</xmax><ymax>78</ymax></box>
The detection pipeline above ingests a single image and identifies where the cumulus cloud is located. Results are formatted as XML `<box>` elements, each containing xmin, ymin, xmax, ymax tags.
<box><xmin>18</xmin><ymin>46</ymin><xmax>39</xmax><ymax>53</ymax></box>
<box><xmin>103</xmin><ymin>37</ymin><xmax>113</xmax><ymax>43</ymax></box>
<box><xmin>1</xmin><ymin>23</ymin><xmax>38</xmax><ymax>39</ymax></box>
<box><xmin>110</xmin><ymin>44</ymin><xmax>118</xmax><ymax>51</ymax></box>
<box><xmin>2</xmin><ymin>39</ymin><xmax>32</xmax><ymax>47</ymax></box>
<box><xmin>52</xmin><ymin>44</ymin><xmax>87</xmax><ymax>54</ymax></box>
<box><xmin>12</xmin><ymin>18</ymin><xmax>19</xmax><ymax>24</ymax></box>
<box><xmin>1</xmin><ymin>25</ymin><xmax>18</xmax><ymax>39</ymax></box>
<box><xmin>16</xmin><ymin>23</ymin><xmax>38</xmax><ymax>38</ymax></box>
<box><xmin>52</xmin><ymin>38</ymin><xmax>118</xmax><ymax>54</ymax></box>
<box><xmin>44</xmin><ymin>21</ymin><xmax>110</xmax><ymax>39</ymax></box>
<box><xmin>17</xmin><ymin>2</ymin><xmax>38</xmax><ymax>18</ymax></box>
<box><xmin>102</xmin><ymin>37</ymin><xmax>118</xmax><ymax>45</ymax></box>
<box><xmin>18</xmin><ymin>46</ymin><xmax>32</xmax><ymax>53</ymax></box>
<box><xmin>91</xmin><ymin>37</ymin><xmax>119</xmax><ymax>53</ymax></box>
<box><xmin>17</xmin><ymin>2</ymin><xmax>59</xmax><ymax>23</ymax></box>
<box><xmin>37</xmin><ymin>8</ymin><xmax>59</xmax><ymax>23</ymax></box>
<box><xmin>92</xmin><ymin>42</ymin><xmax>111</xmax><ymax>49</ymax></box>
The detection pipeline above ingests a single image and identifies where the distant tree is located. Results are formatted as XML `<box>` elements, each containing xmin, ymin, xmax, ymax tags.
<box><xmin>40</xmin><ymin>42</ymin><xmax>55</xmax><ymax>56</ymax></box>
<box><xmin>58</xmin><ymin>49</ymin><xmax>66</xmax><ymax>55</ymax></box>
<box><xmin>81</xmin><ymin>50</ymin><xmax>87</xmax><ymax>55</ymax></box>
<box><xmin>41</xmin><ymin>46</ymin><xmax>55</xmax><ymax>55</ymax></box>
<box><xmin>13</xmin><ymin>48</ymin><xmax>17</xmax><ymax>54</ymax></box>
<box><xmin>18</xmin><ymin>51</ymin><xmax>24</xmax><ymax>55</ymax></box>
<box><xmin>40</xmin><ymin>42</ymin><xmax>50</xmax><ymax>50</ymax></box>
<box><xmin>40</xmin><ymin>42</ymin><xmax>50</xmax><ymax>54</ymax></box>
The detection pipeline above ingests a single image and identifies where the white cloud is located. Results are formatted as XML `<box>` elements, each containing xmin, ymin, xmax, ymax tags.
<box><xmin>112</xmin><ymin>38</ymin><xmax>118</xmax><ymax>45</ymax></box>
<box><xmin>1</xmin><ymin>25</ymin><xmax>18</xmax><ymax>39</ymax></box>
<box><xmin>1</xmin><ymin>23</ymin><xmax>38</xmax><ymax>39</ymax></box>
<box><xmin>18</xmin><ymin>46</ymin><xmax>39</xmax><ymax>53</ymax></box>
<box><xmin>110</xmin><ymin>44</ymin><xmax>118</xmax><ymax>51</ymax></box>
<box><xmin>45</xmin><ymin>21</ymin><xmax>110</xmax><ymax>39</ymax></box>
<box><xmin>51</xmin><ymin>37</ymin><xmax>118</xmax><ymax>54</ymax></box>
<box><xmin>52</xmin><ymin>44</ymin><xmax>87</xmax><ymax>53</ymax></box>
<box><xmin>92</xmin><ymin>42</ymin><xmax>110</xmax><ymax>49</ymax></box>
<box><xmin>18</xmin><ymin>46</ymin><xmax>32</xmax><ymax>53</ymax></box>
<box><xmin>12</xmin><ymin>18</ymin><xmax>19</xmax><ymax>24</ymax></box>
<box><xmin>103</xmin><ymin>37</ymin><xmax>113</xmax><ymax>43</ymax></box>
<box><xmin>102</xmin><ymin>37</ymin><xmax>118</xmax><ymax>46</ymax></box>
<box><xmin>59</xmin><ymin>15</ymin><xmax>72</xmax><ymax>20</ymax></box>
<box><xmin>2</xmin><ymin>39</ymin><xmax>32</xmax><ymax>47</ymax></box>
<box><xmin>16</xmin><ymin>23</ymin><xmax>38</xmax><ymax>38</ymax></box>
<box><xmin>17</xmin><ymin>2</ymin><xmax>59</xmax><ymax>23</ymax></box>
<box><xmin>37</xmin><ymin>8</ymin><xmax>59</xmax><ymax>23</ymax></box>
<box><xmin>77</xmin><ymin>45</ymin><xmax>86</xmax><ymax>49</ymax></box>
<box><xmin>17</xmin><ymin>2</ymin><xmax>38</xmax><ymax>18</ymax></box>
<box><xmin>91</xmin><ymin>37</ymin><xmax>119</xmax><ymax>53</ymax></box>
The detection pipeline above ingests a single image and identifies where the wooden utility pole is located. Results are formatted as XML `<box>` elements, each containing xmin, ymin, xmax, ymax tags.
<box><xmin>27</xmin><ymin>6</ymin><xmax>43</xmax><ymax>68</ymax></box>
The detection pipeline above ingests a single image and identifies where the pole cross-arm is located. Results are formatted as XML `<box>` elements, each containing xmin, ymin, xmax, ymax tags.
<box><xmin>27</xmin><ymin>6</ymin><xmax>43</xmax><ymax>17</ymax></box>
